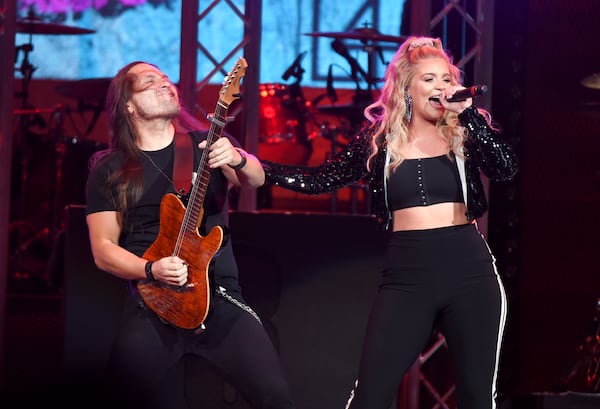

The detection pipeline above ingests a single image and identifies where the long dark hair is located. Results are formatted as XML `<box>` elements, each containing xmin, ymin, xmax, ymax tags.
<box><xmin>89</xmin><ymin>61</ymin><xmax>209</xmax><ymax>227</ymax></box>
<box><xmin>88</xmin><ymin>61</ymin><xmax>147</xmax><ymax>227</ymax></box>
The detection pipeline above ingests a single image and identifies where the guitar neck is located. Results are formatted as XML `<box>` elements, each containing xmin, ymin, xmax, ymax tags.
<box><xmin>184</xmin><ymin>100</ymin><xmax>230</xmax><ymax>232</ymax></box>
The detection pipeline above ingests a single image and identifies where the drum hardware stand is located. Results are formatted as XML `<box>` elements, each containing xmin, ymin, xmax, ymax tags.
<box><xmin>335</xmin><ymin>39</ymin><xmax>381</xmax><ymax>215</ymax></box>
<box><xmin>318</xmin><ymin>122</ymin><xmax>368</xmax><ymax>215</ymax></box>
<box><xmin>9</xmin><ymin>11</ymin><xmax>98</xmax><ymax>291</ymax></box>
<box><xmin>558</xmin><ymin>298</ymin><xmax>600</xmax><ymax>392</ymax></box>
<box><xmin>257</xmin><ymin>53</ymin><xmax>317</xmax><ymax>210</ymax></box>
<box><xmin>48</xmin><ymin>105</ymin><xmax>69</xmax><ymax>236</ymax></box>
<box><xmin>317</xmin><ymin>123</ymin><xmax>340</xmax><ymax>213</ymax></box>
<box><xmin>44</xmin><ymin>104</ymin><xmax>71</xmax><ymax>290</ymax></box>
<box><xmin>281</xmin><ymin>52</ymin><xmax>313</xmax><ymax>160</ymax></box>
<box><xmin>9</xmin><ymin>36</ymin><xmax>58</xmax><ymax>290</ymax></box>
<box><xmin>11</xmin><ymin>39</ymin><xmax>39</xmax><ymax>277</ymax></box>
<box><xmin>313</xmin><ymin>62</ymin><xmax>370</xmax><ymax>214</ymax></box>
<box><xmin>14</xmin><ymin>37</ymin><xmax>44</xmax><ymax>210</ymax></box>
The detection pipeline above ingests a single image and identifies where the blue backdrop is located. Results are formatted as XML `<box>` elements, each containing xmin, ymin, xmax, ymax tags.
<box><xmin>15</xmin><ymin>0</ymin><xmax>406</xmax><ymax>88</ymax></box>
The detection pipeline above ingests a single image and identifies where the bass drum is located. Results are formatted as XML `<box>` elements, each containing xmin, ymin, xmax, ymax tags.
<box><xmin>257</xmin><ymin>83</ymin><xmax>310</xmax><ymax>165</ymax></box>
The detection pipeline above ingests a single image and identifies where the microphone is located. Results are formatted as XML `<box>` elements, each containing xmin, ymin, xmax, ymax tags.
<box><xmin>282</xmin><ymin>51</ymin><xmax>307</xmax><ymax>81</ymax></box>
<box><xmin>331</xmin><ymin>39</ymin><xmax>369</xmax><ymax>84</ymax></box>
<box><xmin>446</xmin><ymin>85</ymin><xmax>488</xmax><ymax>102</ymax></box>
<box><xmin>326</xmin><ymin>64</ymin><xmax>338</xmax><ymax>102</ymax></box>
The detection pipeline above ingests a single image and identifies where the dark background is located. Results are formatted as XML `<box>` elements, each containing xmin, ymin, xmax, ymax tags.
<box><xmin>487</xmin><ymin>0</ymin><xmax>600</xmax><ymax>398</ymax></box>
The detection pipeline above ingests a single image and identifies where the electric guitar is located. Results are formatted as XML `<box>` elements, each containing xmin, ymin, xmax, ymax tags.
<box><xmin>137</xmin><ymin>57</ymin><xmax>248</xmax><ymax>329</ymax></box>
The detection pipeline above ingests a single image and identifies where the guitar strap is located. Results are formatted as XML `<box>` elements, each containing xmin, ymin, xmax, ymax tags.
<box><xmin>172</xmin><ymin>131</ymin><xmax>195</xmax><ymax>195</ymax></box>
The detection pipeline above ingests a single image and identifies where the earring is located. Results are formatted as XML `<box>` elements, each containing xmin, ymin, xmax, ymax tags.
<box><xmin>404</xmin><ymin>90</ymin><xmax>413</xmax><ymax>124</ymax></box>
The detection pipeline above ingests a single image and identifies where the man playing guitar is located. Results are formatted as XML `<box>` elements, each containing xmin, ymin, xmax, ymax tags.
<box><xmin>85</xmin><ymin>59</ymin><xmax>295</xmax><ymax>409</ymax></box>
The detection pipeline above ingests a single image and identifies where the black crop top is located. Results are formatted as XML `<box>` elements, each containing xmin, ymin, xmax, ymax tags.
<box><xmin>387</xmin><ymin>153</ymin><xmax>464</xmax><ymax>211</ymax></box>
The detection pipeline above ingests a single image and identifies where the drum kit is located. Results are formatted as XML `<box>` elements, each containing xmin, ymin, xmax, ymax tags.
<box><xmin>256</xmin><ymin>27</ymin><xmax>405</xmax><ymax>212</ymax></box>
<box><xmin>10</xmin><ymin>12</ymin><xmax>106</xmax><ymax>290</ymax></box>
<box><xmin>257</xmin><ymin>27</ymin><xmax>406</xmax><ymax>167</ymax></box>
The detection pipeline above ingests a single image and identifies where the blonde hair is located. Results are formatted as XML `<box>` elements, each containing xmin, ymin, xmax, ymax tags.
<box><xmin>364</xmin><ymin>36</ymin><xmax>470</xmax><ymax>173</ymax></box>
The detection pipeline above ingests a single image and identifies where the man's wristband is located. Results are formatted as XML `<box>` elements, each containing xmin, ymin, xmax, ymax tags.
<box><xmin>144</xmin><ymin>261</ymin><xmax>155</xmax><ymax>281</ymax></box>
<box><xmin>228</xmin><ymin>148</ymin><xmax>247</xmax><ymax>171</ymax></box>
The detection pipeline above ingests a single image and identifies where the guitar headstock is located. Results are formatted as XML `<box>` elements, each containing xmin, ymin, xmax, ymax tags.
<box><xmin>219</xmin><ymin>57</ymin><xmax>248</xmax><ymax>106</ymax></box>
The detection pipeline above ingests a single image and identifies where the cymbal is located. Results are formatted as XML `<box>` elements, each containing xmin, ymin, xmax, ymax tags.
<box><xmin>305</xmin><ymin>28</ymin><xmax>406</xmax><ymax>43</ymax></box>
<box><xmin>16</xmin><ymin>18</ymin><xmax>95</xmax><ymax>35</ymax></box>
<box><xmin>55</xmin><ymin>78</ymin><xmax>112</xmax><ymax>103</ymax></box>
<box><xmin>581</xmin><ymin>73</ymin><xmax>600</xmax><ymax>90</ymax></box>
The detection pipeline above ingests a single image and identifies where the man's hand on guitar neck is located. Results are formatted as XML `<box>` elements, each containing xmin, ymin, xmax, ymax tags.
<box><xmin>198</xmin><ymin>138</ymin><xmax>242</xmax><ymax>170</ymax></box>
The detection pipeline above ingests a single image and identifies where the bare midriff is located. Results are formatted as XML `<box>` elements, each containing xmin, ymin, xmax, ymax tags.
<box><xmin>392</xmin><ymin>202</ymin><xmax>472</xmax><ymax>231</ymax></box>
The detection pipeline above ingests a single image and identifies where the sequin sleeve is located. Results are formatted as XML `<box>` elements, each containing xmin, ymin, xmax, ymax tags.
<box><xmin>262</xmin><ymin>131</ymin><xmax>372</xmax><ymax>195</ymax></box>
<box><xmin>458</xmin><ymin>106</ymin><xmax>519</xmax><ymax>181</ymax></box>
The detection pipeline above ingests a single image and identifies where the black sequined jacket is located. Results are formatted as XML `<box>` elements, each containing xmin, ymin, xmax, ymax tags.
<box><xmin>262</xmin><ymin>106</ymin><xmax>518</xmax><ymax>230</ymax></box>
